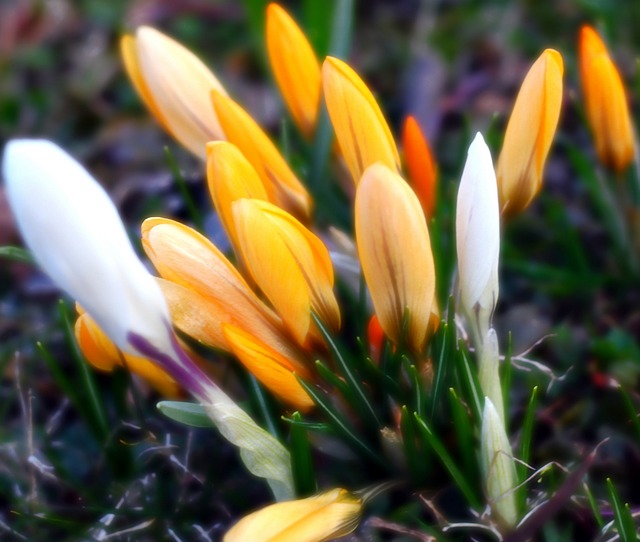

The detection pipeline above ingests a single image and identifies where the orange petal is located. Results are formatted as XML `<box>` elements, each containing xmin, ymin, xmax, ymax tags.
<box><xmin>132</xmin><ymin>27</ymin><xmax>228</xmax><ymax>160</ymax></box>
<box><xmin>402</xmin><ymin>116</ymin><xmax>438</xmax><ymax>219</ymax></box>
<box><xmin>206</xmin><ymin>141</ymin><xmax>269</xmax><ymax>253</ymax></box>
<box><xmin>579</xmin><ymin>26</ymin><xmax>635</xmax><ymax>173</ymax></box>
<box><xmin>266</xmin><ymin>3</ymin><xmax>321</xmax><ymax>139</ymax></box>
<box><xmin>211</xmin><ymin>91</ymin><xmax>312</xmax><ymax>218</ymax></box>
<box><xmin>223</xmin><ymin>324</ymin><xmax>314</xmax><ymax>411</ymax></box>
<box><xmin>322</xmin><ymin>56</ymin><xmax>400</xmax><ymax>184</ymax></box>
<box><xmin>233</xmin><ymin>199</ymin><xmax>340</xmax><ymax>346</ymax></box>
<box><xmin>496</xmin><ymin>49</ymin><xmax>563</xmax><ymax>216</ymax></box>
<box><xmin>355</xmin><ymin>164</ymin><xmax>435</xmax><ymax>353</ymax></box>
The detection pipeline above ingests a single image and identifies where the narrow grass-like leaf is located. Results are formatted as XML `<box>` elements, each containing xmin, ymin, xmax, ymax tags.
<box><xmin>164</xmin><ymin>146</ymin><xmax>204</xmax><ymax>232</ymax></box>
<box><xmin>502</xmin><ymin>331</ymin><xmax>513</xmax><ymax>421</ymax></box>
<box><xmin>455</xmin><ymin>341</ymin><xmax>483</xmax><ymax>423</ymax></box>
<box><xmin>517</xmin><ymin>386</ymin><xmax>538</xmax><ymax>513</ymax></box>
<box><xmin>414</xmin><ymin>413</ymin><xmax>480</xmax><ymax>508</ymax></box>
<box><xmin>606</xmin><ymin>478</ymin><xmax>637</xmax><ymax>542</ymax></box>
<box><xmin>583</xmin><ymin>482</ymin><xmax>604</xmax><ymax>528</ymax></box>
<box><xmin>290</xmin><ymin>411</ymin><xmax>317</xmax><ymax>496</ymax></box>
<box><xmin>297</xmin><ymin>377</ymin><xmax>383</xmax><ymax>466</ymax></box>
<box><xmin>58</xmin><ymin>300</ymin><xmax>109</xmax><ymax>441</ymax></box>
<box><xmin>247</xmin><ymin>374</ymin><xmax>283</xmax><ymax>440</ymax></box>
<box><xmin>157</xmin><ymin>400</ymin><xmax>216</xmax><ymax>428</ymax></box>
<box><xmin>430</xmin><ymin>298</ymin><xmax>455</xmax><ymax>417</ymax></box>
<box><xmin>315</xmin><ymin>359</ymin><xmax>350</xmax><ymax>397</ymax></box>
<box><xmin>405</xmin><ymin>361</ymin><xmax>423</xmax><ymax>417</ymax></box>
<box><xmin>0</xmin><ymin>245</ymin><xmax>34</xmax><ymax>264</ymax></box>
<box><xmin>282</xmin><ymin>416</ymin><xmax>331</xmax><ymax>432</ymax></box>
<box><xmin>400</xmin><ymin>406</ymin><xmax>423</xmax><ymax>484</ymax></box>
<box><xmin>448</xmin><ymin>388</ymin><xmax>475</xmax><ymax>480</ymax></box>
<box><xmin>618</xmin><ymin>385</ymin><xmax>640</xmax><ymax>443</ymax></box>
<box><xmin>313</xmin><ymin>313</ymin><xmax>381</xmax><ymax>429</ymax></box>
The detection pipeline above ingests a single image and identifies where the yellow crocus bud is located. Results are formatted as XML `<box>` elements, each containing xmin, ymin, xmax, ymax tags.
<box><xmin>481</xmin><ymin>397</ymin><xmax>518</xmax><ymax>530</ymax></box>
<box><xmin>402</xmin><ymin>115</ymin><xmax>438</xmax><ymax>219</ymax></box>
<box><xmin>355</xmin><ymin>164</ymin><xmax>436</xmax><ymax>353</ymax></box>
<box><xmin>232</xmin><ymin>199</ymin><xmax>341</xmax><ymax>346</ymax></box>
<box><xmin>322</xmin><ymin>56</ymin><xmax>401</xmax><ymax>184</ymax></box>
<box><xmin>75</xmin><ymin>309</ymin><xmax>180</xmax><ymax>397</ymax></box>
<box><xmin>206</xmin><ymin>141</ymin><xmax>269</xmax><ymax>252</ymax></box>
<box><xmin>223</xmin><ymin>488</ymin><xmax>362</xmax><ymax>542</ymax></box>
<box><xmin>211</xmin><ymin>91</ymin><xmax>312</xmax><ymax>218</ymax></box>
<box><xmin>579</xmin><ymin>25</ymin><xmax>635</xmax><ymax>173</ymax></box>
<box><xmin>141</xmin><ymin>217</ymin><xmax>310</xmax><ymax>377</ymax></box>
<box><xmin>266</xmin><ymin>3</ymin><xmax>321</xmax><ymax>139</ymax></box>
<box><xmin>496</xmin><ymin>49</ymin><xmax>563</xmax><ymax>216</ymax></box>
<box><xmin>121</xmin><ymin>27</ymin><xmax>228</xmax><ymax>160</ymax></box>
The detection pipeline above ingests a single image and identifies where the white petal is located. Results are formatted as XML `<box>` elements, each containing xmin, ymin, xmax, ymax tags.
<box><xmin>3</xmin><ymin>139</ymin><xmax>171</xmax><ymax>354</ymax></box>
<box><xmin>456</xmin><ymin>133</ymin><xmax>500</xmax><ymax>321</ymax></box>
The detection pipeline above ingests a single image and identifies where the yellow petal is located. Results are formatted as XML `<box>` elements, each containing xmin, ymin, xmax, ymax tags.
<box><xmin>496</xmin><ymin>49</ymin><xmax>563</xmax><ymax>216</ymax></box>
<box><xmin>75</xmin><ymin>311</ymin><xmax>180</xmax><ymax>397</ymax></box>
<box><xmin>402</xmin><ymin>116</ymin><xmax>438</xmax><ymax>219</ymax></box>
<box><xmin>266</xmin><ymin>3</ymin><xmax>321</xmax><ymax>139</ymax></box>
<box><xmin>130</xmin><ymin>27</ymin><xmax>228</xmax><ymax>160</ymax></box>
<box><xmin>211</xmin><ymin>91</ymin><xmax>312</xmax><ymax>218</ymax></box>
<box><xmin>141</xmin><ymin>217</ymin><xmax>308</xmax><ymax>373</ymax></box>
<box><xmin>322</xmin><ymin>56</ymin><xmax>400</xmax><ymax>185</ymax></box>
<box><xmin>224</xmin><ymin>488</ymin><xmax>362</xmax><ymax>542</ymax></box>
<box><xmin>206</xmin><ymin>141</ymin><xmax>269</xmax><ymax>253</ymax></box>
<box><xmin>232</xmin><ymin>199</ymin><xmax>340</xmax><ymax>346</ymax></box>
<box><xmin>223</xmin><ymin>324</ymin><xmax>314</xmax><ymax>411</ymax></box>
<box><xmin>355</xmin><ymin>164</ymin><xmax>435</xmax><ymax>353</ymax></box>
<box><xmin>579</xmin><ymin>26</ymin><xmax>635</xmax><ymax>173</ymax></box>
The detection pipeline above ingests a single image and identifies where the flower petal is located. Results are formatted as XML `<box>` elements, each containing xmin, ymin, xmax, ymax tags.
<box><xmin>211</xmin><ymin>91</ymin><xmax>312</xmax><ymax>218</ymax></box>
<box><xmin>266</xmin><ymin>3</ymin><xmax>321</xmax><ymax>138</ymax></box>
<box><xmin>132</xmin><ymin>27</ymin><xmax>228</xmax><ymax>160</ymax></box>
<box><xmin>223</xmin><ymin>324</ymin><xmax>314</xmax><ymax>411</ymax></box>
<box><xmin>355</xmin><ymin>164</ymin><xmax>435</xmax><ymax>353</ymax></box>
<box><xmin>402</xmin><ymin>116</ymin><xmax>438</xmax><ymax>219</ymax></box>
<box><xmin>323</xmin><ymin>56</ymin><xmax>400</xmax><ymax>185</ymax></box>
<box><xmin>496</xmin><ymin>49</ymin><xmax>563</xmax><ymax>216</ymax></box>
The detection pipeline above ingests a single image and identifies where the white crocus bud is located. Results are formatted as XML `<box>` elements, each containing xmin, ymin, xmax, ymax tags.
<box><xmin>4</xmin><ymin>139</ymin><xmax>172</xmax><ymax>356</ymax></box>
<box><xmin>478</xmin><ymin>328</ymin><xmax>505</xmax><ymax>427</ymax></box>
<box><xmin>3</xmin><ymin>140</ymin><xmax>293</xmax><ymax>501</ymax></box>
<box><xmin>455</xmin><ymin>133</ymin><xmax>500</xmax><ymax>345</ymax></box>
<box><xmin>481</xmin><ymin>397</ymin><xmax>517</xmax><ymax>529</ymax></box>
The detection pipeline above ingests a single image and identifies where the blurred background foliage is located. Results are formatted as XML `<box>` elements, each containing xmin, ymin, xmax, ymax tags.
<box><xmin>1</xmin><ymin>0</ymin><xmax>640</xmax><ymax>540</ymax></box>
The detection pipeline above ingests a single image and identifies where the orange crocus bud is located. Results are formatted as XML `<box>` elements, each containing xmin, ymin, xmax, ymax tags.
<box><xmin>75</xmin><ymin>309</ymin><xmax>180</xmax><ymax>397</ymax></box>
<box><xmin>355</xmin><ymin>164</ymin><xmax>436</xmax><ymax>354</ymax></box>
<box><xmin>367</xmin><ymin>314</ymin><xmax>386</xmax><ymax>361</ymax></box>
<box><xmin>266</xmin><ymin>3</ymin><xmax>321</xmax><ymax>139</ymax></box>
<box><xmin>211</xmin><ymin>91</ymin><xmax>312</xmax><ymax>219</ymax></box>
<box><xmin>322</xmin><ymin>56</ymin><xmax>401</xmax><ymax>185</ymax></box>
<box><xmin>496</xmin><ymin>49</ymin><xmax>563</xmax><ymax>216</ymax></box>
<box><xmin>579</xmin><ymin>25</ymin><xmax>635</xmax><ymax>173</ymax></box>
<box><xmin>402</xmin><ymin>116</ymin><xmax>438</xmax><ymax>219</ymax></box>
<box><xmin>232</xmin><ymin>199</ymin><xmax>340</xmax><ymax>346</ymax></box>
<box><xmin>121</xmin><ymin>27</ymin><xmax>228</xmax><ymax>160</ymax></box>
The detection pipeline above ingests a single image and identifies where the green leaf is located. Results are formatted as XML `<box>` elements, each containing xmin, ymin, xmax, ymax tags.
<box><xmin>606</xmin><ymin>478</ymin><xmax>637</xmax><ymax>542</ymax></box>
<box><xmin>164</xmin><ymin>146</ymin><xmax>204</xmax><ymax>232</ymax></box>
<box><xmin>290</xmin><ymin>411</ymin><xmax>317</xmax><ymax>496</ymax></box>
<box><xmin>517</xmin><ymin>386</ymin><xmax>538</xmax><ymax>514</ymax></box>
<box><xmin>0</xmin><ymin>245</ymin><xmax>34</xmax><ymax>265</ymax></box>
<box><xmin>157</xmin><ymin>400</ymin><xmax>216</xmax><ymax>428</ymax></box>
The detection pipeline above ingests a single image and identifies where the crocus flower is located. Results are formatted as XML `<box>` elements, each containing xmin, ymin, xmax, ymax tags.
<box><xmin>141</xmin><ymin>217</ymin><xmax>315</xmax><ymax>410</ymax></box>
<box><xmin>355</xmin><ymin>163</ymin><xmax>436</xmax><ymax>353</ymax></box>
<box><xmin>478</xmin><ymin>328</ymin><xmax>505</xmax><ymax>427</ymax></box>
<box><xmin>121</xmin><ymin>26</ymin><xmax>228</xmax><ymax>160</ymax></box>
<box><xmin>232</xmin><ymin>198</ymin><xmax>341</xmax><ymax>346</ymax></box>
<box><xmin>3</xmin><ymin>139</ymin><xmax>294</xmax><ymax>500</ymax></box>
<box><xmin>496</xmin><ymin>49</ymin><xmax>563</xmax><ymax>216</ymax></box>
<box><xmin>481</xmin><ymin>397</ymin><xmax>517</xmax><ymax>529</ymax></box>
<box><xmin>402</xmin><ymin>115</ymin><xmax>438</xmax><ymax>219</ymax></box>
<box><xmin>266</xmin><ymin>3</ymin><xmax>321</xmax><ymax>139</ymax></box>
<box><xmin>579</xmin><ymin>26</ymin><xmax>635</xmax><ymax>173</ymax></box>
<box><xmin>224</xmin><ymin>488</ymin><xmax>362</xmax><ymax>542</ymax></box>
<box><xmin>323</xmin><ymin>56</ymin><xmax>401</xmax><ymax>185</ymax></box>
<box><xmin>211</xmin><ymin>90</ymin><xmax>312</xmax><ymax>218</ymax></box>
<box><xmin>456</xmin><ymin>133</ymin><xmax>500</xmax><ymax>344</ymax></box>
